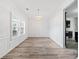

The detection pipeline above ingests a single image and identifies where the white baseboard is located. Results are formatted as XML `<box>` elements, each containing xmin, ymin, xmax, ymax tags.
<box><xmin>50</xmin><ymin>36</ymin><xmax>63</xmax><ymax>48</ymax></box>
<box><xmin>0</xmin><ymin>36</ymin><xmax>28</xmax><ymax>58</ymax></box>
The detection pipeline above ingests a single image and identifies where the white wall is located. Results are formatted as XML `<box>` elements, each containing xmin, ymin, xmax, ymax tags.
<box><xmin>28</xmin><ymin>16</ymin><xmax>49</xmax><ymax>37</ymax></box>
<box><xmin>0</xmin><ymin>0</ymin><xmax>28</xmax><ymax>58</ymax></box>
<box><xmin>0</xmin><ymin>7</ymin><xmax>10</xmax><ymax>58</ymax></box>
<box><xmin>49</xmin><ymin>0</ymin><xmax>74</xmax><ymax>48</ymax></box>
<box><xmin>49</xmin><ymin>10</ymin><xmax>64</xmax><ymax>47</ymax></box>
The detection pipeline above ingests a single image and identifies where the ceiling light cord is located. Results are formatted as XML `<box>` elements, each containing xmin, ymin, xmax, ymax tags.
<box><xmin>37</xmin><ymin>8</ymin><xmax>40</xmax><ymax>16</ymax></box>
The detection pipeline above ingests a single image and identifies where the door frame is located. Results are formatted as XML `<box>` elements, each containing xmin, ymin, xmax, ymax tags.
<box><xmin>63</xmin><ymin>9</ymin><xmax>66</xmax><ymax>48</ymax></box>
<box><xmin>63</xmin><ymin>0</ymin><xmax>75</xmax><ymax>48</ymax></box>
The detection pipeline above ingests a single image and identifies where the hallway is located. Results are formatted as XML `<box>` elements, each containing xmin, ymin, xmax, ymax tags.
<box><xmin>2</xmin><ymin>38</ymin><xmax>77</xmax><ymax>59</ymax></box>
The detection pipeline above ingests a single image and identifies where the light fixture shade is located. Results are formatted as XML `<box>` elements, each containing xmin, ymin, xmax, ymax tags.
<box><xmin>35</xmin><ymin>16</ymin><xmax>43</xmax><ymax>20</ymax></box>
<box><xmin>35</xmin><ymin>8</ymin><xmax>43</xmax><ymax>20</ymax></box>
<box><xmin>36</xmin><ymin>16</ymin><xmax>42</xmax><ymax>18</ymax></box>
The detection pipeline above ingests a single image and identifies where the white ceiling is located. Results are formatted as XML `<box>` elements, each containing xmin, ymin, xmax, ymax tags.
<box><xmin>11</xmin><ymin>0</ymin><xmax>65</xmax><ymax>17</ymax></box>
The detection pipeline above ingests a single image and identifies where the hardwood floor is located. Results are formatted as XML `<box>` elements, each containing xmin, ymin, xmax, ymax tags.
<box><xmin>1</xmin><ymin>37</ymin><xmax>77</xmax><ymax>59</ymax></box>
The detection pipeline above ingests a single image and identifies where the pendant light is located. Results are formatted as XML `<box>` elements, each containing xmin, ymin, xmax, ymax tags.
<box><xmin>36</xmin><ymin>8</ymin><xmax>42</xmax><ymax>19</ymax></box>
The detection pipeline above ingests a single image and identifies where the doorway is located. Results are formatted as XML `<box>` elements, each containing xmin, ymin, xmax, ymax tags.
<box><xmin>65</xmin><ymin>0</ymin><xmax>78</xmax><ymax>50</ymax></box>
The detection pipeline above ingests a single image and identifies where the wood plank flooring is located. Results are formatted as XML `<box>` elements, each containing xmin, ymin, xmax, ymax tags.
<box><xmin>1</xmin><ymin>37</ymin><xmax>77</xmax><ymax>59</ymax></box>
